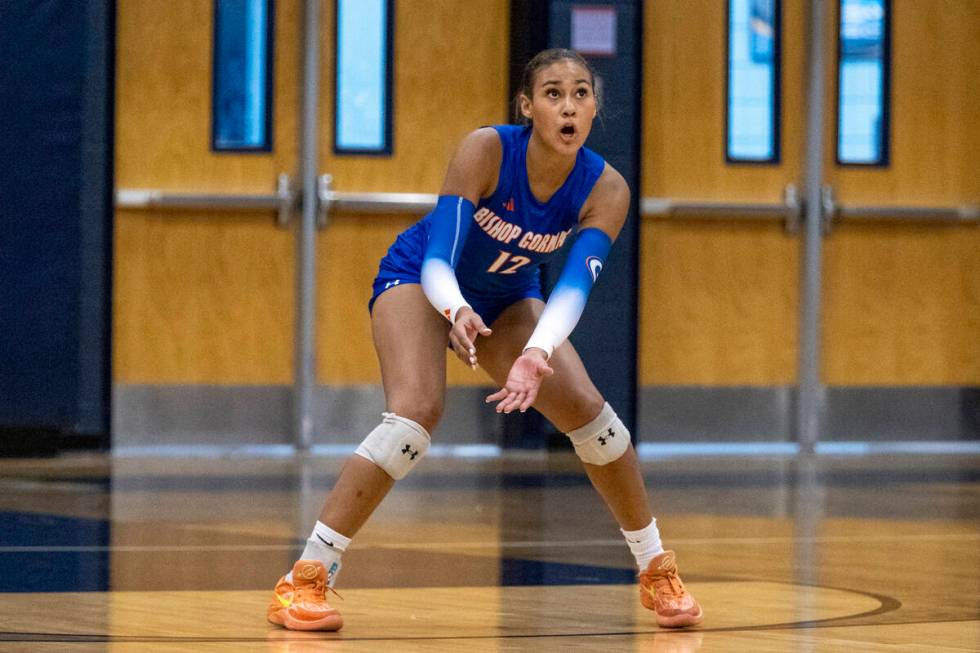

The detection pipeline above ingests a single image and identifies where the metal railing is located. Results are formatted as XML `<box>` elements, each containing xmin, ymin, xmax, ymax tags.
<box><xmin>829</xmin><ymin>196</ymin><xmax>979</xmax><ymax>227</ymax></box>
<box><xmin>115</xmin><ymin>178</ymin><xmax>978</xmax><ymax>232</ymax></box>
<box><xmin>115</xmin><ymin>173</ymin><xmax>296</xmax><ymax>227</ymax></box>
<box><xmin>641</xmin><ymin>184</ymin><xmax>802</xmax><ymax>232</ymax></box>
<box><xmin>640</xmin><ymin>187</ymin><xmax>979</xmax><ymax>231</ymax></box>
<box><xmin>114</xmin><ymin>174</ymin><xmax>977</xmax><ymax>453</ymax></box>
<box><xmin>836</xmin><ymin>204</ymin><xmax>980</xmax><ymax>223</ymax></box>
<box><xmin>315</xmin><ymin>174</ymin><xmax>436</xmax><ymax>227</ymax></box>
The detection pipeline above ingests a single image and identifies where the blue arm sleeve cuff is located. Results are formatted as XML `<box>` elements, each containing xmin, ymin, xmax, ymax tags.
<box><xmin>423</xmin><ymin>195</ymin><xmax>476</xmax><ymax>268</ymax></box>
<box><xmin>555</xmin><ymin>226</ymin><xmax>613</xmax><ymax>294</ymax></box>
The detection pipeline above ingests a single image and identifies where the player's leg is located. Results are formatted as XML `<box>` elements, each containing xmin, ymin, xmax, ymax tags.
<box><xmin>318</xmin><ymin>283</ymin><xmax>450</xmax><ymax>536</ymax></box>
<box><xmin>478</xmin><ymin>297</ymin><xmax>702</xmax><ymax>627</ymax></box>
<box><xmin>268</xmin><ymin>283</ymin><xmax>449</xmax><ymax>631</ymax></box>
<box><xmin>478</xmin><ymin>298</ymin><xmax>650</xmax><ymax>528</ymax></box>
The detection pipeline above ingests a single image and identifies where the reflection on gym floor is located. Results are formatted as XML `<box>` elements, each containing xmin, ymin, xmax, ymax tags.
<box><xmin>0</xmin><ymin>451</ymin><xmax>977</xmax><ymax>652</ymax></box>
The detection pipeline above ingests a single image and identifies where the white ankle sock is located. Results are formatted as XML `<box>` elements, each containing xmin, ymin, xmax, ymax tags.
<box><xmin>621</xmin><ymin>518</ymin><xmax>664</xmax><ymax>571</ymax></box>
<box><xmin>287</xmin><ymin>521</ymin><xmax>352</xmax><ymax>585</ymax></box>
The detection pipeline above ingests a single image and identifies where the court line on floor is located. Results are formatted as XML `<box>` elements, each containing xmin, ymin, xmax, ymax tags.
<box><xmin>375</xmin><ymin>532</ymin><xmax>980</xmax><ymax>549</ymax></box>
<box><xmin>109</xmin><ymin>440</ymin><xmax>980</xmax><ymax>458</ymax></box>
<box><xmin>0</xmin><ymin>532</ymin><xmax>975</xmax><ymax>553</ymax></box>
<box><xmin>17</xmin><ymin>597</ymin><xmax>979</xmax><ymax>645</ymax></box>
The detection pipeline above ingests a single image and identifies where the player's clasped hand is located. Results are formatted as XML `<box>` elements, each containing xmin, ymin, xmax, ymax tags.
<box><xmin>450</xmin><ymin>306</ymin><xmax>492</xmax><ymax>370</ymax></box>
<box><xmin>485</xmin><ymin>349</ymin><xmax>554</xmax><ymax>413</ymax></box>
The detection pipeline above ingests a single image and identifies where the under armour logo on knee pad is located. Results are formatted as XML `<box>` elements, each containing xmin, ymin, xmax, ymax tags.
<box><xmin>597</xmin><ymin>427</ymin><xmax>615</xmax><ymax>446</ymax></box>
<box><xmin>401</xmin><ymin>444</ymin><xmax>419</xmax><ymax>460</ymax></box>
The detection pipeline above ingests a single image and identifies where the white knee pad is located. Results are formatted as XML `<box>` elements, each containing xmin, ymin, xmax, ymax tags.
<box><xmin>354</xmin><ymin>412</ymin><xmax>431</xmax><ymax>480</ymax></box>
<box><xmin>565</xmin><ymin>402</ymin><xmax>630</xmax><ymax>466</ymax></box>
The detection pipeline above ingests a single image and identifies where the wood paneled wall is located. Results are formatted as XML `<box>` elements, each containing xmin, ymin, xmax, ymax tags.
<box><xmin>115</xmin><ymin>0</ymin><xmax>300</xmax><ymax>191</ymax></box>
<box><xmin>641</xmin><ymin>0</ymin><xmax>979</xmax><ymax>386</ymax></box>
<box><xmin>640</xmin><ymin>221</ymin><xmax>800</xmax><ymax>385</ymax></box>
<box><xmin>318</xmin><ymin>0</ymin><xmax>510</xmax><ymax>193</ymax></box>
<box><xmin>829</xmin><ymin>0</ymin><xmax>980</xmax><ymax>205</ymax></box>
<box><xmin>115</xmin><ymin>0</ymin><xmax>508</xmax><ymax>386</ymax></box>
<box><xmin>115</xmin><ymin>0</ymin><xmax>977</xmax><ymax>388</ymax></box>
<box><xmin>640</xmin><ymin>1</ymin><xmax>805</xmax><ymax>385</ymax></box>
<box><xmin>114</xmin><ymin>0</ymin><xmax>301</xmax><ymax>384</ymax></box>
<box><xmin>643</xmin><ymin>1</ymin><xmax>806</xmax><ymax>201</ymax></box>
<box><xmin>822</xmin><ymin>0</ymin><xmax>980</xmax><ymax>384</ymax></box>
<box><xmin>114</xmin><ymin>212</ymin><xmax>295</xmax><ymax>383</ymax></box>
<box><xmin>315</xmin><ymin>0</ymin><xmax>509</xmax><ymax>387</ymax></box>
<box><xmin>823</xmin><ymin>225</ymin><xmax>980</xmax><ymax>384</ymax></box>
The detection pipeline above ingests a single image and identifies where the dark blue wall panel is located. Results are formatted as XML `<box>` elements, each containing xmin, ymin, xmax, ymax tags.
<box><xmin>0</xmin><ymin>1</ymin><xmax>113</xmax><ymax>447</ymax></box>
<box><xmin>503</xmin><ymin>0</ymin><xmax>641</xmax><ymax>448</ymax></box>
<box><xmin>549</xmin><ymin>0</ymin><xmax>642</xmax><ymax>436</ymax></box>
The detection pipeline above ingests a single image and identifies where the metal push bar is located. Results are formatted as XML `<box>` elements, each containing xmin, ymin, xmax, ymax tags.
<box><xmin>115</xmin><ymin>173</ymin><xmax>296</xmax><ymax>227</ymax></box>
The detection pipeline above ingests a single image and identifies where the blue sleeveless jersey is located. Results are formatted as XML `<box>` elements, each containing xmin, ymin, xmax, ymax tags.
<box><xmin>371</xmin><ymin>125</ymin><xmax>606</xmax><ymax>320</ymax></box>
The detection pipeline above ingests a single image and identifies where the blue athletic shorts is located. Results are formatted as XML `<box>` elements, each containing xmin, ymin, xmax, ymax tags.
<box><xmin>368</xmin><ymin>222</ymin><xmax>544</xmax><ymax>327</ymax></box>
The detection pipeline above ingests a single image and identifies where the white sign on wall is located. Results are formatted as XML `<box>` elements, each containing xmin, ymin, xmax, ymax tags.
<box><xmin>571</xmin><ymin>6</ymin><xmax>617</xmax><ymax>57</ymax></box>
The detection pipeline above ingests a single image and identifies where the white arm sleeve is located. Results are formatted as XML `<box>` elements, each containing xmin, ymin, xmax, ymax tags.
<box><xmin>524</xmin><ymin>289</ymin><xmax>588</xmax><ymax>359</ymax></box>
<box><xmin>524</xmin><ymin>227</ymin><xmax>612</xmax><ymax>358</ymax></box>
<box><xmin>420</xmin><ymin>258</ymin><xmax>469</xmax><ymax>323</ymax></box>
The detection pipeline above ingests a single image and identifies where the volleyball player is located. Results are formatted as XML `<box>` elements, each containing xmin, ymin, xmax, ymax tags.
<box><xmin>267</xmin><ymin>48</ymin><xmax>703</xmax><ymax>632</ymax></box>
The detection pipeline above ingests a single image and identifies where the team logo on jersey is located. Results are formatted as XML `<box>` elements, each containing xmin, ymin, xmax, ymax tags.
<box><xmin>586</xmin><ymin>256</ymin><xmax>603</xmax><ymax>282</ymax></box>
<box><xmin>504</xmin><ymin>197</ymin><xmax>515</xmax><ymax>212</ymax></box>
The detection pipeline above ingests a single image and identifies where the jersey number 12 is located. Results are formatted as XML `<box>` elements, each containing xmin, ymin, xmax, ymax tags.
<box><xmin>487</xmin><ymin>250</ymin><xmax>531</xmax><ymax>275</ymax></box>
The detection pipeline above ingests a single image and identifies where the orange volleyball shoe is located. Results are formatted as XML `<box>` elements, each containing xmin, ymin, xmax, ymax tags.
<box><xmin>267</xmin><ymin>560</ymin><xmax>343</xmax><ymax>631</ymax></box>
<box><xmin>639</xmin><ymin>550</ymin><xmax>703</xmax><ymax>628</ymax></box>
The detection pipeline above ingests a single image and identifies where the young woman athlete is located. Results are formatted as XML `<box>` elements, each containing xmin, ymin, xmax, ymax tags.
<box><xmin>267</xmin><ymin>48</ymin><xmax>703</xmax><ymax>632</ymax></box>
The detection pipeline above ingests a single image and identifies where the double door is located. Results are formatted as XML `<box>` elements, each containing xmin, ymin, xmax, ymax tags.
<box><xmin>114</xmin><ymin>1</ymin><xmax>978</xmax><ymax>448</ymax></box>
<box><xmin>639</xmin><ymin>0</ymin><xmax>979</xmax><ymax>446</ymax></box>
<box><xmin>114</xmin><ymin>0</ymin><xmax>510</xmax><ymax>447</ymax></box>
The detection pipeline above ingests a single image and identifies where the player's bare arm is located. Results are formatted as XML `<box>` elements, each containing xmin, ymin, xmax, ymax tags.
<box><xmin>576</xmin><ymin>162</ymin><xmax>630</xmax><ymax>242</ymax></box>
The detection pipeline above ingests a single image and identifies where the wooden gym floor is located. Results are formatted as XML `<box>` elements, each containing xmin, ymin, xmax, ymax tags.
<box><xmin>0</xmin><ymin>450</ymin><xmax>977</xmax><ymax>652</ymax></box>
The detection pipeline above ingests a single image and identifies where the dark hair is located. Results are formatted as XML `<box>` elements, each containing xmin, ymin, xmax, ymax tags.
<box><xmin>513</xmin><ymin>48</ymin><xmax>600</xmax><ymax>125</ymax></box>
